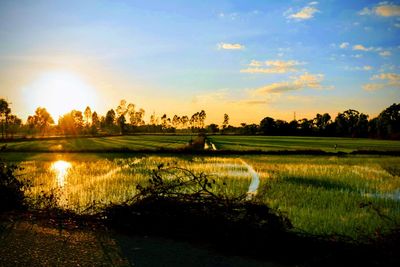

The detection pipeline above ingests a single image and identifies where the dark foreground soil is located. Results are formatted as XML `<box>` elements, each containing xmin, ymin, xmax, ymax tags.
<box><xmin>0</xmin><ymin>213</ymin><xmax>284</xmax><ymax>267</ymax></box>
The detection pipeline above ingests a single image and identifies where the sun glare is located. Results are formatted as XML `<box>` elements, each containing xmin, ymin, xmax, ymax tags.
<box><xmin>23</xmin><ymin>71</ymin><xmax>98</xmax><ymax>120</ymax></box>
<box><xmin>51</xmin><ymin>160</ymin><xmax>72</xmax><ymax>187</ymax></box>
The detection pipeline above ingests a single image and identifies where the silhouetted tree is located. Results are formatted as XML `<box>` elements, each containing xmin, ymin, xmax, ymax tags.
<box><xmin>199</xmin><ymin>110</ymin><xmax>206</xmax><ymax>128</ymax></box>
<box><xmin>58</xmin><ymin>110</ymin><xmax>83</xmax><ymax>135</ymax></box>
<box><xmin>206</xmin><ymin>123</ymin><xmax>219</xmax><ymax>134</ymax></box>
<box><xmin>335</xmin><ymin>109</ymin><xmax>368</xmax><ymax>137</ymax></box>
<box><xmin>161</xmin><ymin>114</ymin><xmax>169</xmax><ymax>129</ymax></box>
<box><xmin>239</xmin><ymin>123</ymin><xmax>258</xmax><ymax>135</ymax></box>
<box><xmin>90</xmin><ymin>111</ymin><xmax>100</xmax><ymax>135</ymax></box>
<box><xmin>313</xmin><ymin>113</ymin><xmax>331</xmax><ymax>134</ymax></box>
<box><xmin>376</xmin><ymin>103</ymin><xmax>400</xmax><ymax>139</ymax></box>
<box><xmin>92</xmin><ymin>111</ymin><xmax>100</xmax><ymax>128</ymax></box>
<box><xmin>288</xmin><ymin>120</ymin><xmax>299</xmax><ymax>135</ymax></box>
<box><xmin>105</xmin><ymin>109</ymin><xmax>116</xmax><ymax>127</ymax></box>
<box><xmin>172</xmin><ymin>115</ymin><xmax>180</xmax><ymax>129</ymax></box>
<box><xmin>30</xmin><ymin>107</ymin><xmax>54</xmax><ymax>136</ymax></box>
<box><xmin>298</xmin><ymin>118</ymin><xmax>313</xmax><ymax>136</ymax></box>
<box><xmin>0</xmin><ymin>99</ymin><xmax>11</xmax><ymax>139</ymax></box>
<box><xmin>84</xmin><ymin>106</ymin><xmax>92</xmax><ymax>127</ymax></box>
<box><xmin>72</xmin><ymin>110</ymin><xmax>84</xmax><ymax>131</ymax></box>
<box><xmin>116</xmin><ymin>100</ymin><xmax>128</xmax><ymax>119</ymax></box>
<box><xmin>368</xmin><ymin>117</ymin><xmax>379</xmax><ymax>138</ymax></box>
<box><xmin>130</xmin><ymin>108</ymin><xmax>145</xmax><ymax>127</ymax></box>
<box><xmin>150</xmin><ymin>112</ymin><xmax>158</xmax><ymax>126</ymax></box>
<box><xmin>117</xmin><ymin>115</ymin><xmax>126</xmax><ymax>133</ymax></box>
<box><xmin>190</xmin><ymin>112</ymin><xmax>200</xmax><ymax>129</ymax></box>
<box><xmin>26</xmin><ymin>116</ymin><xmax>36</xmax><ymax>134</ymax></box>
<box><xmin>6</xmin><ymin>115</ymin><xmax>21</xmax><ymax>138</ymax></box>
<box><xmin>222</xmin><ymin>114</ymin><xmax>229</xmax><ymax>130</ymax></box>
<box><xmin>181</xmin><ymin>116</ymin><xmax>189</xmax><ymax>129</ymax></box>
<box><xmin>259</xmin><ymin>117</ymin><xmax>276</xmax><ymax>135</ymax></box>
<box><xmin>276</xmin><ymin>120</ymin><xmax>290</xmax><ymax>135</ymax></box>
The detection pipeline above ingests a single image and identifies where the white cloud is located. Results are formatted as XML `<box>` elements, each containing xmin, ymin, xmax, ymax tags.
<box><xmin>359</xmin><ymin>3</ymin><xmax>400</xmax><ymax>17</ymax></box>
<box><xmin>363</xmin><ymin>72</ymin><xmax>400</xmax><ymax>91</ymax></box>
<box><xmin>288</xmin><ymin>6</ymin><xmax>319</xmax><ymax>20</ymax></box>
<box><xmin>287</xmin><ymin>3</ymin><xmax>319</xmax><ymax>20</ymax></box>
<box><xmin>217</xmin><ymin>43</ymin><xmax>245</xmax><ymax>50</ymax></box>
<box><xmin>352</xmin><ymin>44</ymin><xmax>374</xmax><ymax>51</ymax></box>
<box><xmin>218</xmin><ymin>12</ymin><xmax>238</xmax><ymax>20</ymax></box>
<box><xmin>359</xmin><ymin>7</ymin><xmax>373</xmax><ymax>16</ymax></box>
<box><xmin>253</xmin><ymin>73</ymin><xmax>325</xmax><ymax>94</ymax></box>
<box><xmin>241</xmin><ymin>60</ymin><xmax>303</xmax><ymax>74</ymax></box>
<box><xmin>379</xmin><ymin>50</ymin><xmax>392</xmax><ymax>57</ymax></box>
<box><xmin>345</xmin><ymin>65</ymin><xmax>373</xmax><ymax>71</ymax></box>
<box><xmin>248</xmin><ymin>60</ymin><xmax>263</xmax><ymax>67</ymax></box>
<box><xmin>362</xmin><ymin>83</ymin><xmax>386</xmax><ymax>91</ymax></box>
<box><xmin>339</xmin><ymin>42</ymin><xmax>349</xmax><ymax>49</ymax></box>
<box><xmin>375</xmin><ymin>4</ymin><xmax>400</xmax><ymax>16</ymax></box>
<box><xmin>371</xmin><ymin>73</ymin><xmax>400</xmax><ymax>81</ymax></box>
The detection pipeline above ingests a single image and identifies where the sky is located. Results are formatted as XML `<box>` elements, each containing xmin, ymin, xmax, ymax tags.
<box><xmin>0</xmin><ymin>0</ymin><xmax>399</xmax><ymax>125</ymax></box>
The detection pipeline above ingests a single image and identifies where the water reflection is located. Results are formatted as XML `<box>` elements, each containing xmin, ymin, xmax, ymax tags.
<box><xmin>51</xmin><ymin>160</ymin><xmax>72</xmax><ymax>187</ymax></box>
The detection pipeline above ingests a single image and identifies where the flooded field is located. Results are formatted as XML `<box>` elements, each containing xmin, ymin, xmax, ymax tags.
<box><xmin>10</xmin><ymin>153</ymin><xmax>400</xmax><ymax>238</ymax></box>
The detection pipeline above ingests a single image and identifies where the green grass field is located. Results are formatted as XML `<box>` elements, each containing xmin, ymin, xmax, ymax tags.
<box><xmin>2</xmin><ymin>134</ymin><xmax>400</xmax><ymax>153</ymax></box>
<box><xmin>1</xmin><ymin>135</ymin><xmax>193</xmax><ymax>152</ymax></box>
<box><xmin>4</xmin><ymin>152</ymin><xmax>399</xmax><ymax>240</ymax></box>
<box><xmin>209</xmin><ymin>135</ymin><xmax>400</xmax><ymax>152</ymax></box>
<box><xmin>1</xmin><ymin>135</ymin><xmax>400</xmax><ymax>240</ymax></box>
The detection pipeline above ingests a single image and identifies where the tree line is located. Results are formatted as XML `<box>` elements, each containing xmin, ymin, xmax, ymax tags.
<box><xmin>0</xmin><ymin>98</ymin><xmax>399</xmax><ymax>139</ymax></box>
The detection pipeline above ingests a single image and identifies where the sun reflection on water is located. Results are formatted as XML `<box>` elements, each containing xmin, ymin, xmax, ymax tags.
<box><xmin>51</xmin><ymin>160</ymin><xmax>72</xmax><ymax>187</ymax></box>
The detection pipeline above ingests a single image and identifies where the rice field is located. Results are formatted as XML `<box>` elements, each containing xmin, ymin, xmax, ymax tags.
<box><xmin>17</xmin><ymin>156</ymin><xmax>252</xmax><ymax>212</ymax></box>
<box><xmin>10</xmin><ymin>153</ymin><xmax>400</xmax><ymax>239</ymax></box>
<box><xmin>1</xmin><ymin>135</ymin><xmax>193</xmax><ymax>152</ymax></box>
<box><xmin>3</xmin><ymin>134</ymin><xmax>400</xmax><ymax>153</ymax></box>
<box><xmin>209</xmin><ymin>135</ymin><xmax>400</xmax><ymax>152</ymax></box>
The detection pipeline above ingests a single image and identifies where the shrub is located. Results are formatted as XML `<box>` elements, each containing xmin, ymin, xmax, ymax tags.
<box><xmin>103</xmin><ymin>164</ymin><xmax>292</xmax><ymax>245</ymax></box>
<box><xmin>0</xmin><ymin>161</ymin><xmax>26</xmax><ymax>212</ymax></box>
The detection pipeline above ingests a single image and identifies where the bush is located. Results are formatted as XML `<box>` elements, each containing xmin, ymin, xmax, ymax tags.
<box><xmin>103</xmin><ymin>164</ymin><xmax>292</xmax><ymax>245</ymax></box>
<box><xmin>0</xmin><ymin>161</ymin><xmax>26</xmax><ymax>212</ymax></box>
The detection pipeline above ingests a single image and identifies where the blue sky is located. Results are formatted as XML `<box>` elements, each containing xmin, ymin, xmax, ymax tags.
<box><xmin>0</xmin><ymin>0</ymin><xmax>399</xmax><ymax>124</ymax></box>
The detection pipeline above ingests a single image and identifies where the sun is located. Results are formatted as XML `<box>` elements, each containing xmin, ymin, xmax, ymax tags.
<box><xmin>23</xmin><ymin>70</ymin><xmax>98</xmax><ymax>121</ymax></box>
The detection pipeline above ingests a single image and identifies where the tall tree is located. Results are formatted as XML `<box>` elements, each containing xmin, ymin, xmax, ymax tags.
<box><xmin>150</xmin><ymin>112</ymin><xmax>158</xmax><ymax>126</ymax></box>
<box><xmin>105</xmin><ymin>109</ymin><xmax>116</xmax><ymax>127</ymax></box>
<box><xmin>181</xmin><ymin>116</ymin><xmax>189</xmax><ymax>128</ymax></box>
<box><xmin>313</xmin><ymin>113</ymin><xmax>331</xmax><ymax>133</ymax></box>
<box><xmin>0</xmin><ymin>99</ymin><xmax>11</xmax><ymax>139</ymax></box>
<box><xmin>222</xmin><ymin>113</ymin><xmax>229</xmax><ymax>129</ymax></box>
<box><xmin>6</xmin><ymin>115</ymin><xmax>21</xmax><ymax>138</ymax></box>
<box><xmin>130</xmin><ymin>108</ymin><xmax>145</xmax><ymax>127</ymax></box>
<box><xmin>377</xmin><ymin>103</ymin><xmax>400</xmax><ymax>139</ymax></box>
<box><xmin>31</xmin><ymin>107</ymin><xmax>54</xmax><ymax>136</ymax></box>
<box><xmin>116</xmin><ymin>99</ymin><xmax>128</xmax><ymax>118</ymax></box>
<box><xmin>335</xmin><ymin>109</ymin><xmax>368</xmax><ymax>137</ymax></box>
<box><xmin>92</xmin><ymin>111</ymin><xmax>100</xmax><ymax>128</ymax></box>
<box><xmin>117</xmin><ymin>115</ymin><xmax>126</xmax><ymax>133</ymax></box>
<box><xmin>172</xmin><ymin>115</ymin><xmax>180</xmax><ymax>129</ymax></box>
<box><xmin>199</xmin><ymin>110</ymin><xmax>206</xmax><ymax>128</ymax></box>
<box><xmin>259</xmin><ymin>117</ymin><xmax>276</xmax><ymax>135</ymax></box>
<box><xmin>84</xmin><ymin>106</ymin><xmax>92</xmax><ymax>127</ymax></box>
<box><xmin>161</xmin><ymin>114</ymin><xmax>169</xmax><ymax>129</ymax></box>
<box><xmin>58</xmin><ymin>110</ymin><xmax>83</xmax><ymax>135</ymax></box>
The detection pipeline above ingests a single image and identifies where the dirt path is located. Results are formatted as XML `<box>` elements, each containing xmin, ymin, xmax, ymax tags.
<box><xmin>0</xmin><ymin>218</ymin><xmax>286</xmax><ymax>267</ymax></box>
<box><xmin>0</xmin><ymin>220</ymin><xmax>129</xmax><ymax>266</ymax></box>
